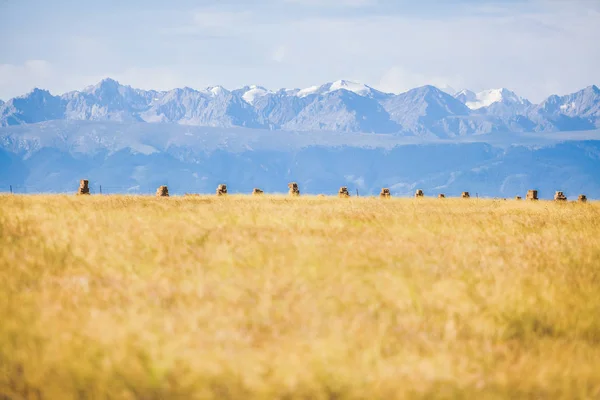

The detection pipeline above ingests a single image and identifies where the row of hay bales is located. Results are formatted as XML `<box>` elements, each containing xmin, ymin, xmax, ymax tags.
<box><xmin>382</xmin><ymin>189</ymin><xmax>470</xmax><ymax>198</ymax></box>
<box><xmin>75</xmin><ymin>180</ymin><xmax>588</xmax><ymax>202</ymax></box>
<box><xmin>519</xmin><ymin>190</ymin><xmax>587</xmax><ymax>202</ymax></box>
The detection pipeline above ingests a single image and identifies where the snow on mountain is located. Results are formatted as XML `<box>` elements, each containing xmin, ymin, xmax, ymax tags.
<box><xmin>204</xmin><ymin>86</ymin><xmax>228</xmax><ymax>97</ymax></box>
<box><xmin>240</xmin><ymin>85</ymin><xmax>271</xmax><ymax>105</ymax></box>
<box><xmin>296</xmin><ymin>80</ymin><xmax>389</xmax><ymax>99</ymax></box>
<box><xmin>451</xmin><ymin>88</ymin><xmax>535</xmax><ymax>128</ymax></box>
<box><xmin>455</xmin><ymin>88</ymin><xmax>530</xmax><ymax>110</ymax></box>
<box><xmin>467</xmin><ymin>90</ymin><xmax>504</xmax><ymax>109</ymax></box>
<box><xmin>329</xmin><ymin>80</ymin><xmax>371</xmax><ymax>96</ymax></box>
<box><xmin>297</xmin><ymin>85</ymin><xmax>321</xmax><ymax>98</ymax></box>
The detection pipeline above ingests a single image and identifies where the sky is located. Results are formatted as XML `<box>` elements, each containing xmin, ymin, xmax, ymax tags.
<box><xmin>0</xmin><ymin>0</ymin><xmax>599</xmax><ymax>102</ymax></box>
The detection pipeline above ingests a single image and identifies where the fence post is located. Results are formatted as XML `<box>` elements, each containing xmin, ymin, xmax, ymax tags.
<box><xmin>100</xmin><ymin>185</ymin><xmax>102</xmax><ymax>195</ymax></box>
<box><xmin>9</xmin><ymin>185</ymin><xmax>12</xmax><ymax>194</ymax></box>
<box><xmin>356</xmin><ymin>188</ymin><xmax>359</xmax><ymax>197</ymax></box>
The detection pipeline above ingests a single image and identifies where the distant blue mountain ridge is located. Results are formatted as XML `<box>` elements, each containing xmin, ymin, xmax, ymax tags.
<box><xmin>1</xmin><ymin>78</ymin><xmax>599</xmax><ymax>136</ymax></box>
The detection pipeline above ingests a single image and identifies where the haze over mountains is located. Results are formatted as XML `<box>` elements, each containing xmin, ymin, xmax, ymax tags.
<box><xmin>1</xmin><ymin>79</ymin><xmax>599</xmax><ymax>137</ymax></box>
<box><xmin>1</xmin><ymin>79</ymin><xmax>599</xmax><ymax>198</ymax></box>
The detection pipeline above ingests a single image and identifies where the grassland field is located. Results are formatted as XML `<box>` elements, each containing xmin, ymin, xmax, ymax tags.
<box><xmin>1</xmin><ymin>194</ymin><xmax>600</xmax><ymax>399</ymax></box>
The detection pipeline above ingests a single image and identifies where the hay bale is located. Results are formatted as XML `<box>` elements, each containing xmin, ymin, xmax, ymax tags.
<box><xmin>438</xmin><ymin>194</ymin><xmax>445</xmax><ymax>198</ymax></box>
<box><xmin>526</xmin><ymin>190</ymin><xmax>538</xmax><ymax>201</ymax></box>
<box><xmin>252</xmin><ymin>188</ymin><xmax>264</xmax><ymax>196</ymax></box>
<box><xmin>76</xmin><ymin>179</ymin><xmax>90</xmax><ymax>195</ymax></box>
<box><xmin>380</xmin><ymin>188</ymin><xmax>391</xmax><ymax>198</ymax></box>
<box><xmin>415</xmin><ymin>189</ymin><xmax>424</xmax><ymax>198</ymax></box>
<box><xmin>288</xmin><ymin>182</ymin><xmax>300</xmax><ymax>196</ymax></box>
<box><xmin>156</xmin><ymin>186</ymin><xmax>169</xmax><ymax>197</ymax></box>
<box><xmin>461</xmin><ymin>192</ymin><xmax>470</xmax><ymax>199</ymax></box>
<box><xmin>554</xmin><ymin>191</ymin><xmax>567</xmax><ymax>201</ymax></box>
<box><xmin>578</xmin><ymin>194</ymin><xmax>587</xmax><ymax>203</ymax></box>
<box><xmin>216</xmin><ymin>184</ymin><xmax>228</xmax><ymax>196</ymax></box>
<box><xmin>515</xmin><ymin>196</ymin><xmax>522</xmax><ymax>200</ymax></box>
<box><xmin>338</xmin><ymin>186</ymin><xmax>350</xmax><ymax>198</ymax></box>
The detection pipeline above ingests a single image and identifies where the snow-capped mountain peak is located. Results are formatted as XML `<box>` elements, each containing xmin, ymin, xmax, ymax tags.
<box><xmin>329</xmin><ymin>80</ymin><xmax>371</xmax><ymax>96</ymax></box>
<box><xmin>202</xmin><ymin>86</ymin><xmax>229</xmax><ymax>97</ymax></box>
<box><xmin>295</xmin><ymin>80</ymin><xmax>384</xmax><ymax>98</ymax></box>
<box><xmin>455</xmin><ymin>88</ymin><xmax>529</xmax><ymax>110</ymax></box>
<box><xmin>241</xmin><ymin>85</ymin><xmax>271</xmax><ymax>104</ymax></box>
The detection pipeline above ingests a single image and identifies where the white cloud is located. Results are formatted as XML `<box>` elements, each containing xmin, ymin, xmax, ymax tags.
<box><xmin>248</xmin><ymin>6</ymin><xmax>600</xmax><ymax>101</ymax></box>
<box><xmin>0</xmin><ymin>60</ymin><xmax>54</xmax><ymax>98</ymax></box>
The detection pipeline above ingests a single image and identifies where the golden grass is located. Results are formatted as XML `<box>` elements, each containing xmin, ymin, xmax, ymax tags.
<box><xmin>1</xmin><ymin>195</ymin><xmax>600</xmax><ymax>399</ymax></box>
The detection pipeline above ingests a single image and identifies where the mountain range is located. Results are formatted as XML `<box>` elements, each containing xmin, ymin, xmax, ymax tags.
<box><xmin>1</xmin><ymin>79</ymin><xmax>599</xmax><ymax>137</ymax></box>
<box><xmin>1</xmin><ymin>79</ymin><xmax>599</xmax><ymax>198</ymax></box>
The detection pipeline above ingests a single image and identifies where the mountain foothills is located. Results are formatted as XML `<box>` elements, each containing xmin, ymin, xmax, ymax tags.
<box><xmin>1</xmin><ymin>79</ymin><xmax>599</xmax><ymax>136</ymax></box>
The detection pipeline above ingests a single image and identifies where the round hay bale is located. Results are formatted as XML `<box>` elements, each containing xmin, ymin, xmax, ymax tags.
<box><xmin>461</xmin><ymin>191</ymin><xmax>470</xmax><ymax>198</ymax></box>
<box><xmin>415</xmin><ymin>189</ymin><xmax>424</xmax><ymax>198</ymax></box>
<box><xmin>252</xmin><ymin>188</ymin><xmax>264</xmax><ymax>196</ymax></box>
<box><xmin>438</xmin><ymin>194</ymin><xmax>445</xmax><ymax>198</ymax></box>
<box><xmin>578</xmin><ymin>194</ymin><xmax>587</xmax><ymax>203</ymax></box>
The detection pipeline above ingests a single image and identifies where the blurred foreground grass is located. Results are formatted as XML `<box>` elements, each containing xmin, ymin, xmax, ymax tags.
<box><xmin>1</xmin><ymin>195</ymin><xmax>600</xmax><ymax>399</ymax></box>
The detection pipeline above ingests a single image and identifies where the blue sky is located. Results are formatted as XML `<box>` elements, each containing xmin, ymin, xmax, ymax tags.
<box><xmin>0</xmin><ymin>0</ymin><xmax>599</xmax><ymax>102</ymax></box>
